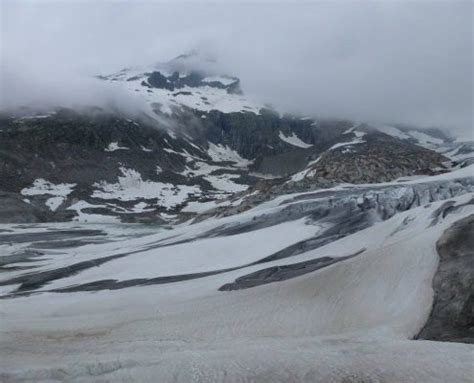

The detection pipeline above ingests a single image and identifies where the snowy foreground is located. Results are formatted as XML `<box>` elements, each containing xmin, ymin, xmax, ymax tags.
<box><xmin>1</xmin><ymin>168</ymin><xmax>474</xmax><ymax>382</ymax></box>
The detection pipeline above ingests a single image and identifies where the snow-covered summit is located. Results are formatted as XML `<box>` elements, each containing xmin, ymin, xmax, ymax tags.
<box><xmin>98</xmin><ymin>52</ymin><xmax>264</xmax><ymax>115</ymax></box>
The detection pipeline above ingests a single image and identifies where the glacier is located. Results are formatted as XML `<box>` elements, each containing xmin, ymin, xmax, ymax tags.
<box><xmin>0</xmin><ymin>166</ymin><xmax>473</xmax><ymax>382</ymax></box>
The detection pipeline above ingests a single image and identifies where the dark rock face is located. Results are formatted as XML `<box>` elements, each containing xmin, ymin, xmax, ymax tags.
<box><xmin>0</xmin><ymin>192</ymin><xmax>75</xmax><ymax>223</ymax></box>
<box><xmin>0</xmin><ymin>109</ymin><xmax>197</xmax><ymax>190</ymax></box>
<box><xmin>147</xmin><ymin>71</ymin><xmax>174</xmax><ymax>90</ymax></box>
<box><xmin>0</xmin><ymin>109</ymin><xmax>213</xmax><ymax>222</ymax></box>
<box><xmin>203</xmin><ymin>110</ymin><xmax>351</xmax><ymax>165</ymax></box>
<box><xmin>417</xmin><ymin>214</ymin><xmax>474</xmax><ymax>343</ymax></box>
<box><xmin>144</xmin><ymin>70</ymin><xmax>241</xmax><ymax>94</ymax></box>
<box><xmin>0</xmin><ymin>192</ymin><xmax>46</xmax><ymax>223</ymax></box>
<box><xmin>202</xmin><ymin>111</ymin><xmax>365</xmax><ymax>178</ymax></box>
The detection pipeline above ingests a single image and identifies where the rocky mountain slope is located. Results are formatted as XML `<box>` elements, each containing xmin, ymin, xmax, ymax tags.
<box><xmin>1</xmin><ymin>52</ymin><xmax>471</xmax><ymax>225</ymax></box>
<box><xmin>0</xmin><ymin>107</ymin><xmax>459</xmax><ymax>223</ymax></box>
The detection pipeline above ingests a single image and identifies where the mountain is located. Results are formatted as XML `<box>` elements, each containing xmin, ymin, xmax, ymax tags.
<box><xmin>1</xmin><ymin>53</ymin><xmax>473</xmax><ymax>382</ymax></box>
<box><xmin>1</xmin><ymin>106</ymin><xmax>462</xmax><ymax>223</ymax></box>
<box><xmin>1</xmin><ymin>53</ymin><xmax>471</xmax><ymax>224</ymax></box>
<box><xmin>97</xmin><ymin>51</ymin><xmax>261</xmax><ymax>115</ymax></box>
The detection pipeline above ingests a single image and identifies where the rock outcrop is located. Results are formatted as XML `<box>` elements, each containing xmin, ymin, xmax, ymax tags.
<box><xmin>417</xmin><ymin>214</ymin><xmax>474</xmax><ymax>343</ymax></box>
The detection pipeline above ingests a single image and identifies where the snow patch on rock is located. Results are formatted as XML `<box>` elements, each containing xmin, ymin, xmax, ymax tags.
<box><xmin>105</xmin><ymin>142</ymin><xmax>130</xmax><ymax>152</ymax></box>
<box><xmin>21</xmin><ymin>179</ymin><xmax>76</xmax><ymax>210</ymax></box>
<box><xmin>278</xmin><ymin>131</ymin><xmax>313</xmax><ymax>148</ymax></box>
<box><xmin>207</xmin><ymin>143</ymin><xmax>252</xmax><ymax>167</ymax></box>
<box><xmin>92</xmin><ymin>167</ymin><xmax>201</xmax><ymax>208</ymax></box>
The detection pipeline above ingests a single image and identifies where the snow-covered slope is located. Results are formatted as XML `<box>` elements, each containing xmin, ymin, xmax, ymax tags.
<box><xmin>99</xmin><ymin>52</ymin><xmax>264</xmax><ymax>116</ymax></box>
<box><xmin>1</xmin><ymin>167</ymin><xmax>473</xmax><ymax>382</ymax></box>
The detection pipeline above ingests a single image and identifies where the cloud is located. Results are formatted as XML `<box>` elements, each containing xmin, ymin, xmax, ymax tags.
<box><xmin>0</xmin><ymin>61</ymin><xmax>147</xmax><ymax>114</ymax></box>
<box><xmin>1</xmin><ymin>0</ymin><xmax>472</xmax><ymax>139</ymax></box>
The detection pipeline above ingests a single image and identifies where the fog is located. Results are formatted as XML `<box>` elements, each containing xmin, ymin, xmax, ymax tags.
<box><xmin>1</xmin><ymin>0</ymin><xmax>472</xmax><ymax>139</ymax></box>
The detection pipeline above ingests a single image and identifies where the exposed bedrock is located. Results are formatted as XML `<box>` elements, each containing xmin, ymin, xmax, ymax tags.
<box><xmin>417</xmin><ymin>214</ymin><xmax>474</xmax><ymax>343</ymax></box>
<box><xmin>0</xmin><ymin>192</ymin><xmax>76</xmax><ymax>223</ymax></box>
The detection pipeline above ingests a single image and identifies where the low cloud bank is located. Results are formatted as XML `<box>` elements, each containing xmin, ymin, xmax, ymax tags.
<box><xmin>1</xmin><ymin>1</ymin><xmax>472</xmax><ymax>139</ymax></box>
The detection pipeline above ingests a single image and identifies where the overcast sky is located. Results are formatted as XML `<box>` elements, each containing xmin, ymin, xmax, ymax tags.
<box><xmin>1</xmin><ymin>0</ymin><xmax>472</xmax><ymax>138</ymax></box>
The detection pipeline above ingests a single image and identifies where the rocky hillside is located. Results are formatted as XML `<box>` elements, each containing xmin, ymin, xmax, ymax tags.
<box><xmin>0</xmin><ymin>53</ymin><xmax>472</xmax><ymax>224</ymax></box>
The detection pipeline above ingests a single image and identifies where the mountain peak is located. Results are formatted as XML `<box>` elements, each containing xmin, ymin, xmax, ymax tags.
<box><xmin>98</xmin><ymin>53</ymin><xmax>259</xmax><ymax>115</ymax></box>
